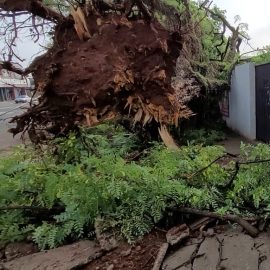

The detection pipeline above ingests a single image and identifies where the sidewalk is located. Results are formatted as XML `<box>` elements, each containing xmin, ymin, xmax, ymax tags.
<box><xmin>218</xmin><ymin>134</ymin><xmax>258</xmax><ymax>156</ymax></box>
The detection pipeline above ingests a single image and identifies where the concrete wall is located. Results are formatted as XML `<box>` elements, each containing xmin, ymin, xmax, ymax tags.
<box><xmin>224</xmin><ymin>63</ymin><xmax>256</xmax><ymax>140</ymax></box>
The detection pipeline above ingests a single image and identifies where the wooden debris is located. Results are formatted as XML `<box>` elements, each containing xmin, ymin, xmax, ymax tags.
<box><xmin>70</xmin><ymin>7</ymin><xmax>91</xmax><ymax>40</ymax></box>
<box><xmin>166</xmin><ymin>224</ymin><xmax>190</xmax><ymax>246</ymax></box>
<box><xmin>169</xmin><ymin>207</ymin><xmax>259</xmax><ymax>237</ymax></box>
<box><xmin>10</xmin><ymin>6</ymin><xmax>199</xmax><ymax>143</ymax></box>
<box><xmin>189</xmin><ymin>217</ymin><xmax>215</xmax><ymax>231</ymax></box>
<box><xmin>151</xmin><ymin>243</ymin><xmax>169</xmax><ymax>270</ymax></box>
<box><xmin>158</xmin><ymin>125</ymin><xmax>179</xmax><ymax>151</ymax></box>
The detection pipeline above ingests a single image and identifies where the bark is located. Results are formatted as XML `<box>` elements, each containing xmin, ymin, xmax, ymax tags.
<box><xmin>169</xmin><ymin>207</ymin><xmax>259</xmax><ymax>237</ymax></box>
<box><xmin>151</xmin><ymin>243</ymin><xmax>169</xmax><ymax>270</ymax></box>
<box><xmin>202</xmin><ymin>5</ymin><xmax>246</xmax><ymax>61</ymax></box>
<box><xmin>0</xmin><ymin>61</ymin><xmax>26</xmax><ymax>75</ymax></box>
<box><xmin>0</xmin><ymin>0</ymin><xmax>66</xmax><ymax>22</ymax></box>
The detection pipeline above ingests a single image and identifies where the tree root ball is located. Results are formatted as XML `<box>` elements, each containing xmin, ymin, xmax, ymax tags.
<box><xmin>11</xmin><ymin>11</ymin><xmax>196</xmax><ymax>140</ymax></box>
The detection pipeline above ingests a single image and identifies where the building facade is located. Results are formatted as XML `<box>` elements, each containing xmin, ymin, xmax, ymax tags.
<box><xmin>0</xmin><ymin>68</ymin><xmax>33</xmax><ymax>102</ymax></box>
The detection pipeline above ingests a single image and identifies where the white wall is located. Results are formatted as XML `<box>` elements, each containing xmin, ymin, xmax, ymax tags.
<box><xmin>225</xmin><ymin>63</ymin><xmax>256</xmax><ymax>140</ymax></box>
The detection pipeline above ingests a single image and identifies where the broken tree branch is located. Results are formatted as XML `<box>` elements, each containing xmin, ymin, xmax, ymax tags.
<box><xmin>151</xmin><ymin>243</ymin><xmax>169</xmax><ymax>270</ymax></box>
<box><xmin>0</xmin><ymin>0</ymin><xmax>66</xmax><ymax>22</ymax></box>
<box><xmin>222</xmin><ymin>161</ymin><xmax>239</xmax><ymax>189</ymax></box>
<box><xmin>0</xmin><ymin>61</ymin><xmax>26</xmax><ymax>75</ymax></box>
<box><xmin>223</xmin><ymin>158</ymin><xmax>270</xmax><ymax>189</ymax></box>
<box><xmin>201</xmin><ymin>5</ymin><xmax>248</xmax><ymax>61</ymax></box>
<box><xmin>187</xmin><ymin>154</ymin><xmax>226</xmax><ymax>179</ymax></box>
<box><xmin>169</xmin><ymin>207</ymin><xmax>259</xmax><ymax>237</ymax></box>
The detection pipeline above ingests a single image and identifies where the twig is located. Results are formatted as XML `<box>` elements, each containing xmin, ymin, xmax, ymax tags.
<box><xmin>169</xmin><ymin>207</ymin><xmax>259</xmax><ymax>237</ymax></box>
<box><xmin>222</xmin><ymin>161</ymin><xmax>239</xmax><ymax>189</ymax></box>
<box><xmin>151</xmin><ymin>243</ymin><xmax>169</xmax><ymax>270</ymax></box>
<box><xmin>0</xmin><ymin>205</ymin><xmax>48</xmax><ymax>211</ymax></box>
<box><xmin>188</xmin><ymin>155</ymin><xmax>226</xmax><ymax>179</ymax></box>
<box><xmin>0</xmin><ymin>61</ymin><xmax>26</xmax><ymax>75</ymax></box>
<box><xmin>239</xmin><ymin>159</ymin><xmax>270</xmax><ymax>165</ymax></box>
<box><xmin>225</xmin><ymin>152</ymin><xmax>238</xmax><ymax>157</ymax></box>
<box><xmin>223</xmin><ymin>158</ymin><xmax>270</xmax><ymax>189</ymax></box>
<box><xmin>186</xmin><ymin>152</ymin><xmax>238</xmax><ymax>181</ymax></box>
<box><xmin>216</xmin><ymin>236</ymin><xmax>224</xmax><ymax>270</ymax></box>
<box><xmin>189</xmin><ymin>217</ymin><xmax>215</xmax><ymax>231</ymax></box>
<box><xmin>0</xmin><ymin>205</ymin><xmax>65</xmax><ymax>212</ymax></box>
<box><xmin>0</xmin><ymin>0</ymin><xmax>66</xmax><ymax>23</ymax></box>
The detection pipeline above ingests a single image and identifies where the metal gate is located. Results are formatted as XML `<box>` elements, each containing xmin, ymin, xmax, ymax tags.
<box><xmin>256</xmin><ymin>63</ymin><xmax>270</xmax><ymax>142</ymax></box>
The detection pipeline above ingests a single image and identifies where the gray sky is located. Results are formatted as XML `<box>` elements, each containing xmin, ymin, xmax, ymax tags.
<box><xmin>14</xmin><ymin>0</ymin><xmax>270</xmax><ymax>67</ymax></box>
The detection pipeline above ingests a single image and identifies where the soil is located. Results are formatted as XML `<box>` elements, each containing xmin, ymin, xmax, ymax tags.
<box><xmin>83</xmin><ymin>230</ymin><xmax>166</xmax><ymax>270</ymax></box>
<box><xmin>1</xmin><ymin>242</ymin><xmax>39</xmax><ymax>262</ymax></box>
<box><xmin>12</xmin><ymin>11</ymin><xmax>195</xmax><ymax>140</ymax></box>
<box><xmin>84</xmin><ymin>227</ymin><xmax>270</xmax><ymax>270</ymax></box>
<box><xmin>2</xmin><ymin>225</ymin><xmax>270</xmax><ymax>270</ymax></box>
<box><xmin>0</xmin><ymin>230</ymin><xmax>166</xmax><ymax>270</ymax></box>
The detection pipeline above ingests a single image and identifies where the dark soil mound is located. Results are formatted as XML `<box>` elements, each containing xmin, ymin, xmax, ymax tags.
<box><xmin>11</xmin><ymin>8</ymin><xmax>196</xmax><ymax>141</ymax></box>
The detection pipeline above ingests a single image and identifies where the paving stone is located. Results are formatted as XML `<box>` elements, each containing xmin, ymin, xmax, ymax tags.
<box><xmin>162</xmin><ymin>244</ymin><xmax>198</xmax><ymax>270</ymax></box>
<box><xmin>192</xmin><ymin>237</ymin><xmax>220</xmax><ymax>270</ymax></box>
<box><xmin>2</xmin><ymin>240</ymin><xmax>102</xmax><ymax>270</ymax></box>
<box><xmin>177</xmin><ymin>265</ymin><xmax>191</xmax><ymax>270</ymax></box>
<box><xmin>254</xmin><ymin>232</ymin><xmax>270</xmax><ymax>270</ymax></box>
<box><xmin>219</xmin><ymin>233</ymin><xmax>259</xmax><ymax>270</ymax></box>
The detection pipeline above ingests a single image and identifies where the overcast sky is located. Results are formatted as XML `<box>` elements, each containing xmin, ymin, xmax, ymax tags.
<box><xmin>213</xmin><ymin>0</ymin><xmax>270</xmax><ymax>52</ymax></box>
<box><xmin>13</xmin><ymin>0</ymin><xmax>270</xmax><ymax>67</ymax></box>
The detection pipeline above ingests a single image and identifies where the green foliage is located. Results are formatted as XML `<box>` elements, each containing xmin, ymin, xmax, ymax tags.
<box><xmin>250</xmin><ymin>47</ymin><xmax>270</xmax><ymax>65</ymax></box>
<box><xmin>0</xmin><ymin>212</ymin><xmax>34</xmax><ymax>246</ymax></box>
<box><xmin>1</xmin><ymin>124</ymin><xmax>270</xmax><ymax>250</ymax></box>
<box><xmin>43</xmin><ymin>0</ymin><xmax>70</xmax><ymax>14</ymax></box>
<box><xmin>228</xmin><ymin>143</ymin><xmax>270</xmax><ymax>210</ymax></box>
<box><xmin>165</xmin><ymin>0</ymin><xmax>229</xmax><ymax>61</ymax></box>
<box><xmin>182</xmin><ymin>128</ymin><xmax>226</xmax><ymax>146</ymax></box>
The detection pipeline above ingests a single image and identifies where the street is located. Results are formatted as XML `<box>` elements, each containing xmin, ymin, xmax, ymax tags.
<box><xmin>0</xmin><ymin>101</ymin><xmax>29</xmax><ymax>153</ymax></box>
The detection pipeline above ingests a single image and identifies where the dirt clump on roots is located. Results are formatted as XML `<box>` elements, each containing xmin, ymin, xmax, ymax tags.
<box><xmin>11</xmin><ymin>7</ymin><xmax>199</xmax><ymax>142</ymax></box>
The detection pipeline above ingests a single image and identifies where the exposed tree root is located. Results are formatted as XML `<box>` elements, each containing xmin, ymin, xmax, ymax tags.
<box><xmin>9</xmin><ymin>9</ymin><xmax>198</xmax><ymax>142</ymax></box>
<box><xmin>0</xmin><ymin>0</ymin><xmax>247</xmax><ymax>142</ymax></box>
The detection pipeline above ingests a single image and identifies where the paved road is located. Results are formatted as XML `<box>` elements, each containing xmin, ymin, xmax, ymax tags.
<box><xmin>0</xmin><ymin>101</ymin><xmax>29</xmax><ymax>153</ymax></box>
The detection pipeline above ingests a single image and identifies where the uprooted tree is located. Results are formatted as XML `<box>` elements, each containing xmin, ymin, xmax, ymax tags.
<box><xmin>0</xmin><ymin>0</ymin><xmax>248</xmax><ymax>143</ymax></box>
<box><xmin>2</xmin><ymin>1</ymin><xmax>268</xmax><ymax>253</ymax></box>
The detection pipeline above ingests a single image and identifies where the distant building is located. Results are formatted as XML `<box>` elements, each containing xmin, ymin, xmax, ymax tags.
<box><xmin>0</xmin><ymin>65</ymin><xmax>34</xmax><ymax>102</ymax></box>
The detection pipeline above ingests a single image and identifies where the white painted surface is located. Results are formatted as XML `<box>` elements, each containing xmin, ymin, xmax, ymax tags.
<box><xmin>0</xmin><ymin>77</ymin><xmax>28</xmax><ymax>88</ymax></box>
<box><xmin>225</xmin><ymin>63</ymin><xmax>256</xmax><ymax>140</ymax></box>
